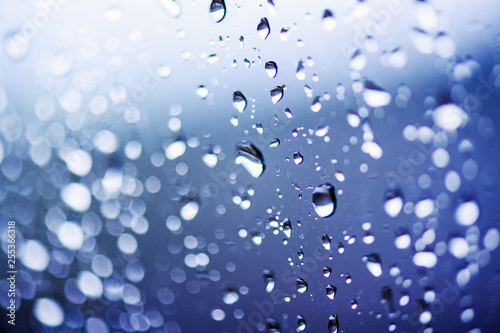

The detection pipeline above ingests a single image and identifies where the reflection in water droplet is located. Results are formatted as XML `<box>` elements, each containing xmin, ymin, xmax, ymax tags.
<box><xmin>312</xmin><ymin>184</ymin><xmax>336</xmax><ymax>218</ymax></box>
<box><xmin>384</xmin><ymin>188</ymin><xmax>404</xmax><ymax>217</ymax></box>
<box><xmin>270</xmin><ymin>86</ymin><xmax>284</xmax><ymax>104</ymax></box>
<box><xmin>326</xmin><ymin>284</ymin><xmax>337</xmax><ymax>300</ymax></box>
<box><xmin>209</xmin><ymin>0</ymin><xmax>226</xmax><ymax>23</ymax></box>
<box><xmin>257</xmin><ymin>17</ymin><xmax>271</xmax><ymax>40</ymax></box>
<box><xmin>297</xmin><ymin>278</ymin><xmax>308</xmax><ymax>293</ymax></box>
<box><xmin>235</xmin><ymin>141</ymin><xmax>265</xmax><ymax>178</ymax></box>
<box><xmin>293</xmin><ymin>151</ymin><xmax>303</xmax><ymax>165</ymax></box>
<box><xmin>363</xmin><ymin>81</ymin><xmax>391</xmax><ymax>107</ymax></box>
<box><xmin>265</xmin><ymin>61</ymin><xmax>278</xmax><ymax>78</ymax></box>
<box><xmin>363</xmin><ymin>254</ymin><xmax>382</xmax><ymax>277</ymax></box>
<box><xmin>263</xmin><ymin>270</ymin><xmax>275</xmax><ymax>293</ymax></box>
<box><xmin>233</xmin><ymin>91</ymin><xmax>247</xmax><ymax>112</ymax></box>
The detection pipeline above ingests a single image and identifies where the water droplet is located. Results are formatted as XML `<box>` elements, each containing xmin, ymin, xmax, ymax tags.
<box><xmin>384</xmin><ymin>188</ymin><xmax>404</xmax><ymax>217</ymax></box>
<box><xmin>209</xmin><ymin>0</ymin><xmax>226</xmax><ymax>23</ymax></box>
<box><xmin>285</xmin><ymin>108</ymin><xmax>293</xmax><ymax>118</ymax></box>
<box><xmin>323</xmin><ymin>266</ymin><xmax>332</xmax><ymax>277</ymax></box>
<box><xmin>363</xmin><ymin>81</ymin><xmax>391</xmax><ymax>107</ymax></box>
<box><xmin>311</xmin><ymin>96</ymin><xmax>322</xmax><ymax>112</ymax></box>
<box><xmin>196</xmin><ymin>85</ymin><xmax>209</xmax><ymax>99</ymax></box>
<box><xmin>235</xmin><ymin>141</ymin><xmax>265</xmax><ymax>178</ymax></box>
<box><xmin>297</xmin><ymin>249</ymin><xmax>304</xmax><ymax>260</ymax></box>
<box><xmin>394</xmin><ymin>231</ymin><xmax>411</xmax><ymax>249</ymax></box>
<box><xmin>296</xmin><ymin>60</ymin><xmax>306</xmax><ymax>80</ymax></box>
<box><xmin>351</xmin><ymin>300</ymin><xmax>358</xmax><ymax>309</ymax></box>
<box><xmin>350</xmin><ymin>49</ymin><xmax>367</xmax><ymax>71</ymax></box>
<box><xmin>433</xmin><ymin>103</ymin><xmax>468</xmax><ymax>131</ymax></box>
<box><xmin>293</xmin><ymin>151</ymin><xmax>303</xmax><ymax>165</ymax></box>
<box><xmin>270</xmin><ymin>138</ymin><xmax>280</xmax><ymax>148</ymax></box>
<box><xmin>283</xmin><ymin>219</ymin><xmax>292</xmax><ymax>238</ymax></box>
<box><xmin>233</xmin><ymin>91</ymin><xmax>247</xmax><ymax>112</ymax></box>
<box><xmin>57</xmin><ymin>222</ymin><xmax>84</xmax><ymax>250</ymax></box>
<box><xmin>328</xmin><ymin>314</ymin><xmax>339</xmax><ymax>333</ymax></box>
<box><xmin>322</xmin><ymin>234</ymin><xmax>331</xmax><ymax>250</ymax></box>
<box><xmin>363</xmin><ymin>254</ymin><xmax>382</xmax><ymax>277</ymax></box>
<box><xmin>34</xmin><ymin>298</ymin><xmax>64</xmax><ymax>327</ymax></box>
<box><xmin>413</xmin><ymin>251</ymin><xmax>437</xmax><ymax>268</ymax></box>
<box><xmin>61</xmin><ymin>183</ymin><xmax>91</xmax><ymax>212</ymax></box>
<box><xmin>296</xmin><ymin>278</ymin><xmax>308</xmax><ymax>293</ymax></box>
<box><xmin>165</xmin><ymin>139</ymin><xmax>187</xmax><ymax>160</ymax></box>
<box><xmin>263</xmin><ymin>270</ymin><xmax>275</xmax><ymax>293</ymax></box>
<box><xmin>257</xmin><ymin>17</ymin><xmax>271</xmax><ymax>40</ymax></box>
<box><xmin>312</xmin><ymin>184</ymin><xmax>336</xmax><ymax>218</ymax></box>
<box><xmin>455</xmin><ymin>200</ymin><xmax>479</xmax><ymax>226</ymax></box>
<box><xmin>270</xmin><ymin>86</ymin><xmax>284</xmax><ymax>104</ymax></box>
<box><xmin>265</xmin><ymin>61</ymin><xmax>278</xmax><ymax>78</ymax></box>
<box><xmin>297</xmin><ymin>315</ymin><xmax>306</xmax><ymax>331</ymax></box>
<box><xmin>322</xmin><ymin>10</ymin><xmax>337</xmax><ymax>31</ymax></box>
<box><xmin>415</xmin><ymin>198</ymin><xmax>435</xmax><ymax>218</ymax></box>
<box><xmin>326</xmin><ymin>284</ymin><xmax>337</xmax><ymax>300</ymax></box>
<box><xmin>160</xmin><ymin>0</ymin><xmax>182</xmax><ymax>18</ymax></box>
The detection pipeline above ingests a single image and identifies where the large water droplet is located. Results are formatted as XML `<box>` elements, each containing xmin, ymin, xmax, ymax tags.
<box><xmin>283</xmin><ymin>219</ymin><xmax>292</xmax><ymax>238</ymax></box>
<box><xmin>326</xmin><ymin>284</ymin><xmax>337</xmax><ymax>300</ymax></box>
<box><xmin>455</xmin><ymin>200</ymin><xmax>479</xmax><ymax>226</ymax></box>
<box><xmin>296</xmin><ymin>278</ymin><xmax>308</xmax><ymax>293</ymax></box>
<box><xmin>363</xmin><ymin>81</ymin><xmax>391</xmax><ymax>107</ymax></box>
<box><xmin>265</xmin><ymin>61</ymin><xmax>278</xmax><ymax>78</ymax></box>
<box><xmin>233</xmin><ymin>91</ymin><xmax>247</xmax><ymax>112</ymax></box>
<box><xmin>384</xmin><ymin>188</ymin><xmax>404</xmax><ymax>217</ymax></box>
<box><xmin>263</xmin><ymin>270</ymin><xmax>275</xmax><ymax>293</ymax></box>
<box><xmin>322</xmin><ymin>10</ymin><xmax>337</xmax><ymax>31</ymax></box>
<box><xmin>293</xmin><ymin>151</ymin><xmax>303</xmax><ymax>165</ymax></box>
<box><xmin>363</xmin><ymin>254</ymin><xmax>382</xmax><ymax>277</ymax></box>
<box><xmin>270</xmin><ymin>86</ymin><xmax>284</xmax><ymax>104</ymax></box>
<box><xmin>433</xmin><ymin>103</ymin><xmax>468</xmax><ymax>131</ymax></box>
<box><xmin>312</xmin><ymin>184</ymin><xmax>336</xmax><ymax>218</ymax></box>
<box><xmin>209</xmin><ymin>0</ymin><xmax>226</xmax><ymax>23</ymax></box>
<box><xmin>257</xmin><ymin>17</ymin><xmax>271</xmax><ymax>40</ymax></box>
<box><xmin>297</xmin><ymin>315</ymin><xmax>306</xmax><ymax>331</ymax></box>
<box><xmin>235</xmin><ymin>141</ymin><xmax>265</xmax><ymax>178</ymax></box>
<box><xmin>328</xmin><ymin>314</ymin><xmax>339</xmax><ymax>333</ymax></box>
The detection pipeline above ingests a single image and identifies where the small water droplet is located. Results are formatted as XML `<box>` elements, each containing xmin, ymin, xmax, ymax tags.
<box><xmin>296</xmin><ymin>60</ymin><xmax>306</xmax><ymax>80</ymax></box>
<box><xmin>196</xmin><ymin>85</ymin><xmax>209</xmax><ymax>99</ymax></box>
<box><xmin>209</xmin><ymin>0</ymin><xmax>226</xmax><ymax>23</ymax></box>
<box><xmin>312</xmin><ymin>184</ymin><xmax>336</xmax><ymax>218</ymax></box>
<box><xmin>270</xmin><ymin>138</ymin><xmax>280</xmax><ymax>148</ymax></box>
<box><xmin>160</xmin><ymin>0</ymin><xmax>182</xmax><ymax>18</ymax></box>
<box><xmin>263</xmin><ymin>270</ymin><xmax>275</xmax><ymax>293</ymax></box>
<box><xmin>265</xmin><ymin>61</ymin><xmax>278</xmax><ymax>78</ymax></box>
<box><xmin>233</xmin><ymin>91</ymin><xmax>247</xmax><ymax>112</ymax></box>
<box><xmin>323</xmin><ymin>266</ymin><xmax>332</xmax><ymax>277</ymax></box>
<box><xmin>283</xmin><ymin>219</ymin><xmax>292</xmax><ymax>238</ymax></box>
<box><xmin>311</xmin><ymin>96</ymin><xmax>322</xmax><ymax>112</ymax></box>
<box><xmin>257</xmin><ymin>17</ymin><xmax>271</xmax><ymax>40</ymax></box>
<box><xmin>322</xmin><ymin>234</ymin><xmax>331</xmax><ymax>250</ymax></box>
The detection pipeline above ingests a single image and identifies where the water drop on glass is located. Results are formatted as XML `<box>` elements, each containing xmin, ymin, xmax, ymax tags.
<box><xmin>296</xmin><ymin>278</ymin><xmax>308</xmax><ymax>293</ymax></box>
<box><xmin>265</xmin><ymin>61</ymin><xmax>278</xmax><ymax>78</ymax></box>
<box><xmin>384</xmin><ymin>188</ymin><xmax>404</xmax><ymax>217</ymax></box>
<box><xmin>312</xmin><ymin>184</ymin><xmax>336</xmax><ymax>218</ymax></box>
<box><xmin>257</xmin><ymin>17</ymin><xmax>271</xmax><ymax>40</ymax></box>
<box><xmin>235</xmin><ymin>141</ymin><xmax>265</xmax><ymax>178</ymax></box>
<box><xmin>233</xmin><ymin>91</ymin><xmax>247</xmax><ymax>112</ymax></box>
<box><xmin>326</xmin><ymin>284</ymin><xmax>337</xmax><ymax>300</ymax></box>
<box><xmin>363</xmin><ymin>254</ymin><xmax>382</xmax><ymax>277</ymax></box>
<box><xmin>263</xmin><ymin>270</ymin><xmax>275</xmax><ymax>293</ymax></box>
<box><xmin>293</xmin><ymin>151</ymin><xmax>303</xmax><ymax>165</ymax></box>
<box><xmin>270</xmin><ymin>86</ymin><xmax>284</xmax><ymax>104</ymax></box>
<box><xmin>209</xmin><ymin>0</ymin><xmax>226</xmax><ymax>23</ymax></box>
